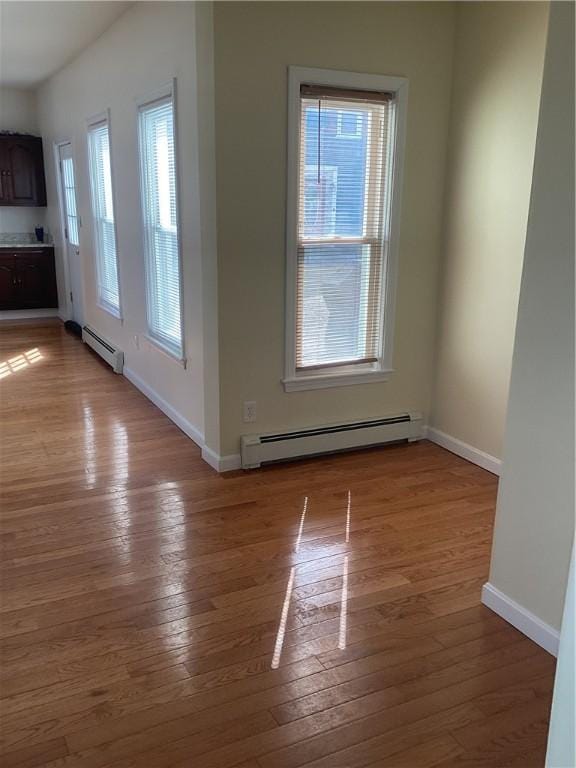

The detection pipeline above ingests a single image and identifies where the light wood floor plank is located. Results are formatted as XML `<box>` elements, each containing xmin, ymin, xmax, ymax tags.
<box><xmin>0</xmin><ymin>322</ymin><xmax>554</xmax><ymax>767</ymax></box>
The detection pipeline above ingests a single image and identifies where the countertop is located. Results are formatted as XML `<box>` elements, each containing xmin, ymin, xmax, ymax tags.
<box><xmin>0</xmin><ymin>243</ymin><xmax>53</xmax><ymax>249</ymax></box>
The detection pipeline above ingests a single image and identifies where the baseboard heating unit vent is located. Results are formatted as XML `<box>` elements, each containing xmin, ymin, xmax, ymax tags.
<box><xmin>82</xmin><ymin>325</ymin><xmax>124</xmax><ymax>374</ymax></box>
<box><xmin>241</xmin><ymin>412</ymin><xmax>423</xmax><ymax>469</ymax></box>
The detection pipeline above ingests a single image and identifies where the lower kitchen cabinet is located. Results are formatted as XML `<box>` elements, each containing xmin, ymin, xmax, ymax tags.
<box><xmin>0</xmin><ymin>248</ymin><xmax>58</xmax><ymax>310</ymax></box>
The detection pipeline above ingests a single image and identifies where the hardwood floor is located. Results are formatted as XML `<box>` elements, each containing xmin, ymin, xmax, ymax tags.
<box><xmin>0</xmin><ymin>321</ymin><xmax>555</xmax><ymax>767</ymax></box>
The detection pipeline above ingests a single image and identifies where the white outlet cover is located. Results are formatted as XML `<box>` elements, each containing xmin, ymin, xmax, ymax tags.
<box><xmin>243</xmin><ymin>401</ymin><xmax>257</xmax><ymax>423</ymax></box>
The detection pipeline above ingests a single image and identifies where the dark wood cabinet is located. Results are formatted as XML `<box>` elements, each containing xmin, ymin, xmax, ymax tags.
<box><xmin>0</xmin><ymin>254</ymin><xmax>16</xmax><ymax>305</ymax></box>
<box><xmin>0</xmin><ymin>248</ymin><xmax>58</xmax><ymax>310</ymax></box>
<box><xmin>0</xmin><ymin>135</ymin><xmax>47</xmax><ymax>207</ymax></box>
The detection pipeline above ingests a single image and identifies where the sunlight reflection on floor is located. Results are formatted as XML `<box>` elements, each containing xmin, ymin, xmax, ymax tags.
<box><xmin>0</xmin><ymin>348</ymin><xmax>43</xmax><ymax>379</ymax></box>
<box><xmin>271</xmin><ymin>490</ymin><xmax>352</xmax><ymax>668</ymax></box>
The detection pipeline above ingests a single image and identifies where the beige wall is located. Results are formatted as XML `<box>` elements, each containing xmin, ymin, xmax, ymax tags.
<box><xmin>18</xmin><ymin>1</ymin><xmax>552</xmax><ymax>471</ymax></box>
<box><xmin>488</xmin><ymin>0</ymin><xmax>575</xmax><ymax>632</ymax></box>
<box><xmin>214</xmin><ymin>1</ymin><xmax>456</xmax><ymax>457</ymax></box>
<box><xmin>431</xmin><ymin>2</ymin><xmax>548</xmax><ymax>460</ymax></box>
<box><xmin>37</xmin><ymin>2</ymin><xmax>206</xmax><ymax>438</ymax></box>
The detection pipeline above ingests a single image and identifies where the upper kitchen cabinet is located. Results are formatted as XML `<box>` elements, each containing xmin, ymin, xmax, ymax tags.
<box><xmin>0</xmin><ymin>134</ymin><xmax>47</xmax><ymax>207</ymax></box>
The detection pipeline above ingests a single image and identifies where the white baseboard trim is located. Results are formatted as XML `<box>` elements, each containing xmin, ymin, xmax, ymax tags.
<box><xmin>123</xmin><ymin>366</ymin><xmax>241</xmax><ymax>473</ymax></box>
<box><xmin>123</xmin><ymin>366</ymin><xmax>204</xmax><ymax>450</ymax></box>
<box><xmin>482</xmin><ymin>582</ymin><xmax>559</xmax><ymax>656</ymax></box>
<box><xmin>0</xmin><ymin>308</ymin><xmax>59</xmax><ymax>321</ymax></box>
<box><xmin>201</xmin><ymin>445</ymin><xmax>242</xmax><ymax>472</ymax></box>
<box><xmin>425</xmin><ymin>427</ymin><xmax>502</xmax><ymax>476</ymax></box>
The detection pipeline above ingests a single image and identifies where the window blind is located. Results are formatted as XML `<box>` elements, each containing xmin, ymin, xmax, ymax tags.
<box><xmin>62</xmin><ymin>157</ymin><xmax>79</xmax><ymax>246</ymax></box>
<box><xmin>296</xmin><ymin>85</ymin><xmax>395</xmax><ymax>371</ymax></box>
<box><xmin>138</xmin><ymin>96</ymin><xmax>183</xmax><ymax>358</ymax></box>
<box><xmin>87</xmin><ymin>120</ymin><xmax>120</xmax><ymax>314</ymax></box>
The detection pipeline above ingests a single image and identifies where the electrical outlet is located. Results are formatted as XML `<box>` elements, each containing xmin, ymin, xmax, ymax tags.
<box><xmin>133</xmin><ymin>335</ymin><xmax>140</xmax><ymax>350</ymax></box>
<box><xmin>243</xmin><ymin>400</ymin><xmax>257</xmax><ymax>423</ymax></box>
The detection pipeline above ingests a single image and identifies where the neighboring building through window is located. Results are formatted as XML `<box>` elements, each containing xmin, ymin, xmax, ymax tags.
<box><xmin>87</xmin><ymin>116</ymin><xmax>121</xmax><ymax>316</ymax></box>
<box><xmin>336</xmin><ymin>110</ymin><xmax>363</xmax><ymax>138</ymax></box>
<box><xmin>285</xmin><ymin>68</ymin><xmax>407</xmax><ymax>390</ymax></box>
<box><xmin>138</xmin><ymin>88</ymin><xmax>183</xmax><ymax>360</ymax></box>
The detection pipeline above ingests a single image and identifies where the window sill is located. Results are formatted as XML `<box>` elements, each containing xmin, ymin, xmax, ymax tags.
<box><xmin>97</xmin><ymin>301</ymin><xmax>122</xmax><ymax>321</ymax></box>
<box><xmin>282</xmin><ymin>368</ymin><xmax>393</xmax><ymax>392</ymax></box>
<box><xmin>144</xmin><ymin>334</ymin><xmax>187</xmax><ymax>368</ymax></box>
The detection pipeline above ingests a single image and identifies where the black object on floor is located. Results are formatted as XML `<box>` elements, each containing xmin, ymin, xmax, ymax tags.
<box><xmin>64</xmin><ymin>320</ymin><xmax>82</xmax><ymax>338</ymax></box>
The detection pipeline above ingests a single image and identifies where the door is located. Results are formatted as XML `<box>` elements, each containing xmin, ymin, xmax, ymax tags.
<box><xmin>0</xmin><ymin>254</ymin><xmax>17</xmax><ymax>308</ymax></box>
<box><xmin>57</xmin><ymin>143</ymin><xmax>84</xmax><ymax>324</ymax></box>
<box><xmin>0</xmin><ymin>143</ymin><xmax>9</xmax><ymax>204</ymax></box>
<box><xmin>15</xmin><ymin>250</ymin><xmax>58</xmax><ymax>309</ymax></box>
<box><xmin>16</xmin><ymin>253</ymin><xmax>46</xmax><ymax>308</ymax></box>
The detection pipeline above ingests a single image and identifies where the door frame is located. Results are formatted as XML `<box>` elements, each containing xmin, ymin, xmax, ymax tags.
<box><xmin>54</xmin><ymin>138</ymin><xmax>83</xmax><ymax>324</ymax></box>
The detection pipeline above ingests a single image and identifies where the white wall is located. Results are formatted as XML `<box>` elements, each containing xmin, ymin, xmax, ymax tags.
<box><xmin>486</xmin><ymin>0</ymin><xmax>574</xmax><ymax>633</ymax></box>
<box><xmin>194</xmin><ymin>2</ymin><xmax>221</xmax><ymax>461</ymax></box>
<box><xmin>546</xmin><ymin>546</ymin><xmax>575</xmax><ymax>767</ymax></box>
<box><xmin>213</xmin><ymin>1</ymin><xmax>457</xmax><ymax>458</ymax></box>
<box><xmin>0</xmin><ymin>86</ymin><xmax>47</xmax><ymax>234</ymax></box>
<box><xmin>37</xmin><ymin>2</ymin><xmax>206</xmax><ymax>441</ymax></box>
<box><xmin>0</xmin><ymin>87</ymin><xmax>38</xmax><ymax>132</ymax></box>
<box><xmin>431</xmin><ymin>2</ymin><xmax>548</xmax><ymax>462</ymax></box>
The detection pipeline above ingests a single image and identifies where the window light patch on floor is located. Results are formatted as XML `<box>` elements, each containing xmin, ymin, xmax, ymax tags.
<box><xmin>294</xmin><ymin>496</ymin><xmax>309</xmax><ymax>553</ymax></box>
<box><xmin>0</xmin><ymin>348</ymin><xmax>43</xmax><ymax>379</ymax></box>
<box><xmin>338</xmin><ymin>554</ymin><xmax>350</xmax><ymax>650</ymax></box>
<box><xmin>271</xmin><ymin>566</ymin><xmax>295</xmax><ymax>669</ymax></box>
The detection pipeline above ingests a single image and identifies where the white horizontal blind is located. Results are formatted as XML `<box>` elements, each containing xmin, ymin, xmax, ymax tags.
<box><xmin>296</xmin><ymin>85</ymin><xmax>395</xmax><ymax>371</ymax></box>
<box><xmin>138</xmin><ymin>95</ymin><xmax>183</xmax><ymax>358</ymax></box>
<box><xmin>87</xmin><ymin>120</ymin><xmax>120</xmax><ymax>314</ymax></box>
<box><xmin>61</xmin><ymin>157</ymin><xmax>79</xmax><ymax>246</ymax></box>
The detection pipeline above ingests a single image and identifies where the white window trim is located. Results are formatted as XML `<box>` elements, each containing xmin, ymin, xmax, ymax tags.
<box><xmin>53</xmin><ymin>138</ymin><xmax>79</xmax><ymax>323</ymax></box>
<box><xmin>283</xmin><ymin>66</ymin><xmax>408</xmax><ymax>393</ymax></box>
<box><xmin>135</xmin><ymin>78</ymin><xmax>186</xmax><ymax>364</ymax></box>
<box><xmin>144</xmin><ymin>333</ymin><xmax>187</xmax><ymax>369</ymax></box>
<box><xmin>86</xmin><ymin>109</ymin><xmax>123</xmax><ymax>321</ymax></box>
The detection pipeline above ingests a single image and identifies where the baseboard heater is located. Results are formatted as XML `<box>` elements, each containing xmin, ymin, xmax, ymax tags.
<box><xmin>82</xmin><ymin>325</ymin><xmax>124</xmax><ymax>374</ymax></box>
<box><xmin>241</xmin><ymin>411</ymin><xmax>423</xmax><ymax>469</ymax></box>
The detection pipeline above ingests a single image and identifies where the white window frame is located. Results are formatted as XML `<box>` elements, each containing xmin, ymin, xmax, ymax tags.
<box><xmin>86</xmin><ymin>109</ymin><xmax>123</xmax><ymax>320</ymax></box>
<box><xmin>53</xmin><ymin>138</ymin><xmax>80</xmax><ymax>322</ymax></box>
<box><xmin>283</xmin><ymin>66</ymin><xmax>408</xmax><ymax>392</ymax></box>
<box><xmin>136</xmin><ymin>79</ymin><xmax>185</xmax><ymax>364</ymax></box>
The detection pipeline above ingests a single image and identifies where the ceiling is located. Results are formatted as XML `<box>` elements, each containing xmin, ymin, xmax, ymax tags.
<box><xmin>0</xmin><ymin>1</ymin><xmax>131</xmax><ymax>89</ymax></box>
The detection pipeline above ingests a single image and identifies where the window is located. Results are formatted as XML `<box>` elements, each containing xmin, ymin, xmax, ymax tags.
<box><xmin>284</xmin><ymin>68</ymin><xmax>407</xmax><ymax>391</ymax></box>
<box><xmin>87</xmin><ymin>116</ymin><xmax>121</xmax><ymax>316</ymax></box>
<box><xmin>61</xmin><ymin>156</ymin><xmax>79</xmax><ymax>246</ymax></box>
<box><xmin>336</xmin><ymin>110</ymin><xmax>362</xmax><ymax>139</ymax></box>
<box><xmin>138</xmin><ymin>90</ymin><xmax>183</xmax><ymax>359</ymax></box>
<box><xmin>304</xmin><ymin>165</ymin><xmax>338</xmax><ymax>236</ymax></box>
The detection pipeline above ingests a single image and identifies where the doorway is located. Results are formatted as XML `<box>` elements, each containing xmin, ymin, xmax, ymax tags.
<box><xmin>56</xmin><ymin>142</ymin><xmax>84</xmax><ymax>325</ymax></box>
